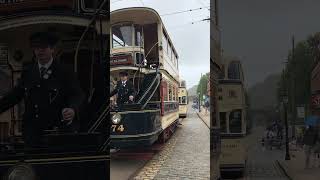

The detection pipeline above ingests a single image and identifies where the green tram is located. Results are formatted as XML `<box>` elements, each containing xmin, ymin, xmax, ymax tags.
<box><xmin>0</xmin><ymin>1</ymin><xmax>109</xmax><ymax>179</ymax></box>
<box><xmin>218</xmin><ymin>59</ymin><xmax>248</xmax><ymax>176</ymax></box>
<box><xmin>110</xmin><ymin>7</ymin><xmax>180</xmax><ymax>148</ymax></box>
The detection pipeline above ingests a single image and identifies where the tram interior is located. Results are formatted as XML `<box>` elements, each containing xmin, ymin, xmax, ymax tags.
<box><xmin>0</xmin><ymin>23</ymin><xmax>107</xmax><ymax>150</ymax></box>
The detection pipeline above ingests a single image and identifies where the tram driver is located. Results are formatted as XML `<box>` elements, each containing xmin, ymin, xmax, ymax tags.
<box><xmin>110</xmin><ymin>71</ymin><xmax>135</xmax><ymax>106</ymax></box>
<box><xmin>0</xmin><ymin>32</ymin><xmax>85</xmax><ymax>147</ymax></box>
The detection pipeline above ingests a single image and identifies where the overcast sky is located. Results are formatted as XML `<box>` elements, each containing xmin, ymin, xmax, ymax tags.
<box><xmin>219</xmin><ymin>0</ymin><xmax>320</xmax><ymax>87</ymax></box>
<box><xmin>111</xmin><ymin>0</ymin><xmax>210</xmax><ymax>89</ymax></box>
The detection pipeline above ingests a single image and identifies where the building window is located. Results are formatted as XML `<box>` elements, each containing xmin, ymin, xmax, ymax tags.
<box><xmin>218</xmin><ymin>96</ymin><xmax>223</xmax><ymax>100</ymax></box>
<box><xmin>218</xmin><ymin>88</ymin><xmax>222</xmax><ymax>92</ymax></box>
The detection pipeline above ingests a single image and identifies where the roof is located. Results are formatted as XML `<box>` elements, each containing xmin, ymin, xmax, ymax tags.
<box><xmin>111</xmin><ymin>7</ymin><xmax>179</xmax><ymax>59</ymax></box>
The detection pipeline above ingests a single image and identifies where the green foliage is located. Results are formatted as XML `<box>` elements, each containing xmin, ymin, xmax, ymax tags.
<box><xmin>277</xmin><ymin>34</ymin><xmax>317</xmax><ymax>116</ymax></box>
<box><xmin>197</xmin><ymin>72</ymin><xmax>209</xmax><ymax>101</ymax></box>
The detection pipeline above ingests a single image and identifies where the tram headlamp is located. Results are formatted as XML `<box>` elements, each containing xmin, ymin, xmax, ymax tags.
<box><xmin>111</xmin><ymin>113</ymin><xmax>121</xmax><ymax>124</ymax></box>
<box><xmin>6</xmin><ymin>163</ymin><xmax>36</xmax><ymax>180</ymax></box>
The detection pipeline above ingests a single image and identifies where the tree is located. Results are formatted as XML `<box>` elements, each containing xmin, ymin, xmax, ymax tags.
<box><xmin>277</xmin><ymin>35</ymin><xmax>315</xmax><ymax>119</ymax></box>
<box><xmin>197</xmin><ymin>72</ymin><xmax>209</xmax><ymax>102</ymax></box>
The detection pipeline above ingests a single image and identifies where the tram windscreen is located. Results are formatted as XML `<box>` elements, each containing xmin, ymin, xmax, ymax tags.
<box><xmin>112</xmin><ymin>25</ymin><xmax>133</xmax><ymax>48</ymax></box>
<box><xmin>181</xmin><ymin>96</ymin><xmax>187</xmax><ymax>104</ymax></box>
<box><xmin>229</xmin><ymin>109</ymin><xmax>242</xmax><ymax>133</ymax></box>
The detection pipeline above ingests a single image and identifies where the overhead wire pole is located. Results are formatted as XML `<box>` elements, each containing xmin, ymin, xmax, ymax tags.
<box><xmin>291</xmin><ymin>35</ymin><xmax>296</xmax><ymax>138</ymax></box>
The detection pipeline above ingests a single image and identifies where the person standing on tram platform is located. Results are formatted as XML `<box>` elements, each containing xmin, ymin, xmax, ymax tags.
<box><xmin>0</xmin><ymin>32</ymin><xmax>85</xmax><ymax>147</ymax></box>
<box><xmin>110</xmin><ymin>71</ymin><xmax>135</xmax><ymax>106</ymax></box>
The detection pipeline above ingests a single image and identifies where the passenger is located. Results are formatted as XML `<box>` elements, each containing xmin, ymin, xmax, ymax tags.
<box><xmin>110</xmin><ymin>71</ymin><xmax>135</xmax><ymax>106</ymax></box>
<box><xmin>0</xmin><ymin>32</ymin><xmax>85</xmax><ymax>147</ymax></box>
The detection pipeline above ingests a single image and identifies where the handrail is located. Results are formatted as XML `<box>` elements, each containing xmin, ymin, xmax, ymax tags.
<box><xmin>74</xmin><ymin>0</ymin><xmax>108</xmax><ymax>73</ymax></box>
<box><xmin>141</xmin><ymin>77</ymin><xmax>160</xmax><ymax>110</ymax></box>
<box><xmin>137</xmin><ymin>67</ymin><xmax>160</xmax><ymax>104</ymax></box>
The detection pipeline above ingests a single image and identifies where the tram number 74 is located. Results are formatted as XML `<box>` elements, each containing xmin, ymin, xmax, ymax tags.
<box><xmin>111</xmin><ymin>125</ymin><xmax>125</xmax><ymax>132</ymax></box>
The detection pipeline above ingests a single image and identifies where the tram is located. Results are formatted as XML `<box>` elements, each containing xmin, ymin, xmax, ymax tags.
<box><xmin>217</xmin><ymin>59</ymin><xmax>248</xmax><ymax>176</ymax></box>
<box><xmin>0</xmin><ymin>1</ymin><xmax>109</xmax><ymax>179</ymax></box>
<box><xmin>110</xmin><ymin>7</ymin><xmax>180</xmax><ymax>148</ymax></box>
<box><xmin>178</xmin><ymin>80</ymin><xmax>188</xmax><ymax>118</ymax></box>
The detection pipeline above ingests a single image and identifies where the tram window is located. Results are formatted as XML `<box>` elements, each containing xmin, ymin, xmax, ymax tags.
<box><xmin>168</xmin><ymin>44</ymin><xmax>172</xmax><ymax>60</ymax></box>
<box><xmin>112</xmin><ymin>25</ymin><xmax>133</xmax><ymax>48</ymax></box>
<box><xmin>135</xmin><ymin>53</ymin><xmax>145</xmax><ymax>65</ymax></box>
<box><xmin>228</xmin><ymin>61</ymin><xmax>241</xmax><ymax>80</ymax></box>
<box><xmin>0</xmin><ymin>122</ymin><xmax>9</xmax><ymax>143</ymax></box>
<box><xmin>162</xmin><ymin>32</ymin><xmax>168</xmax><ymax>53</ymax></box>
<box><xmin>168</xmin><ymin>84</ymin><xmax>172</xmax><ymax>101</ymax></box>
<box><xmin>229</xmin><ymin>110</ymin><xmax>242</xmax><ymax>133</ymax></box>
<box><xmin>182</xmin><ymin>96</ymin><xmax>187</xmax><ymax>104</ymax></box>
<box><xmin>229</xmin><ymin>90</ymin><xmax>237</xmax><ymax>98</ymax></box>
<box><xmin>219</xmin><ymin>112</ymin><xmax>227</xmax><ymax>133</ymax></box>
<box><xmin>173</xmin><ymin>86</ymin><xmax>176</xmax><ymax>101</ymax></box>
<box><xmin>135</xmin><ymin>25</ymin><xmax>143</xmax><ymax>47</ymax></box>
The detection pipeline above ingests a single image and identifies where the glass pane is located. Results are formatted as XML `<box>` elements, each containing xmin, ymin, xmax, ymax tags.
<box><xmin>220</xmin><ymin>112</ymin><xmax>227</xmax><ymax>133</ymax></box>
<box><xmin>182</xmin><ymin>96</ymin><xmax>187</xmax><ymax>104</ymax></box>
<box><xmin>228</xmin><ymin>62</ymin><xmax>241</xmax><ymax>80</ymax></box>
<box><xmin>229</xmin><ymin>109</ymin><xmax>242</xmax><ymax>133</ymax></box>
<box><xmin>112</xmin><ymin>25</ymin><xmax>133</xmax><ymax>48</ymax></box>
<box><xmin>135</xmin><ymin>25</ymin><xmax>143</xmax><ymax>46</ymax></box>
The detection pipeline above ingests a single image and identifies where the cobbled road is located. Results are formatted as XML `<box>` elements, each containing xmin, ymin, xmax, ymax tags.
<box><xmin>135</xmin><ymin>106</ymin><xmax>210</xmax><ymax>180</ymax></box>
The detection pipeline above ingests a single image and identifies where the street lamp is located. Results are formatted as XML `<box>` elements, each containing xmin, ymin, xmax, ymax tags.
<box><xmin>198</xmin><ymin>92</ymin><xmax>201</xmax><ymax>112</ymax></box>
<box><xmin>282</xmin><ymin>91</ymin><xmax>291</xmax><ymax>160</ymax></box>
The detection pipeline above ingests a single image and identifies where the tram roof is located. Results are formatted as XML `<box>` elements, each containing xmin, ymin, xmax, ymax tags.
<box><xmin>111</xmin><ymin>7</ymin><xmax>179</xmax><ymax>59</ymax></box>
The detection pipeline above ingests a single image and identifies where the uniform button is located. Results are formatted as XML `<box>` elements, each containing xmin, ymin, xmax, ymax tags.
<box><xmin>37</xmin><ymin>85</ymin><xmax>41</xmax><ymax>88</ymax></box>
<box><xmin>35</xmin><ymin>114</ymin><xmax>39</xmax><ymax>118</ymax></box>
<box><xmin>34</xmin><ymin>105</ymin><xmax>38</xmax><ymax>108</ymax></box>
<box><xmin>54</xmin><ymin>89</ymin><xmax>57</xmax><ymax>91</ymax></box>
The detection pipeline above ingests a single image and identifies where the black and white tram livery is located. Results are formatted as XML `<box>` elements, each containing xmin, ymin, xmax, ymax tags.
<box><xmin>110</xmin><ymin>7</ymin><xmax>180</xmax><ymax>148</ymax></box>
<box><xmin>0</xmin><ymin>1</ymin><xmax>109</xmax><ymax>179</ymax></box>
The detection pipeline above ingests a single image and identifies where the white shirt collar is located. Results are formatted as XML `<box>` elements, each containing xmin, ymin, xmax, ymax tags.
<box><xmin>38</xmin><ymin>57</ymin><xmax>53</xmax><ymax>70</ymax></box>
<box><xmin>122</xmin><ymin>80</ymin><xmax>127</xmax><ymax>84</ymax></box>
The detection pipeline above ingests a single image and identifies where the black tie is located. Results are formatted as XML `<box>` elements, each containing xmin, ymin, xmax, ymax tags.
<box><xmin>40</xmin><ymin>67</ymin><xmax>46</xmax><ymax>77</ymax></box>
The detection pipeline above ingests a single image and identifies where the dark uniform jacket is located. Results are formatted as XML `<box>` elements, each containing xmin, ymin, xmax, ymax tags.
<box><xmin>0</xmin><ymin>60</ymin><xmax>84</xmax><ymax>146</ymax></box>
<box><xmin>110</xmin><ymin>80</ymin><xmax>135</xmax><ymax>105</ymax></box>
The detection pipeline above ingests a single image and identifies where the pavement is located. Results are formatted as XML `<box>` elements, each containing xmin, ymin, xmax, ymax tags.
<box><xmin>277</xmin><ymin>143</ymin><xmax>320</xmax><ymax>180</ymax></box>
<box><xmin>196</xmin><ymin>106</ymin><xmax>210</xmax><ymax>128</ymax></box>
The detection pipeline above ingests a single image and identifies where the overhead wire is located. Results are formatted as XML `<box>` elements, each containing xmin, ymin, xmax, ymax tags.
<box><xmin>111</xmin><ymin>0</ymin><xmax>127</xmax><ymax>4</ymax></box>
<box><xmin>160</xmin><ymin>6</ymin><xmax>210</xmax><ymax>17</ymax></box>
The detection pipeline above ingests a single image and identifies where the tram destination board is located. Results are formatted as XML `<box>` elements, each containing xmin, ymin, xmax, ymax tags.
<box><xmin>110</xmin><ymin>55</ymin><xmax>133</xmax><ymax>65</ymax></box>
<box><xmin>0</xmin><ymin>0</ymin><xmax>74</xmax><ymax>14</ymax></box>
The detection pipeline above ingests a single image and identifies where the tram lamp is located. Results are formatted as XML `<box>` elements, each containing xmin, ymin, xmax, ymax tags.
<box><xmin>111</xmin><ymin>113</ymin><xmax>121</xmax><ymax>124</ymax></box>
<box><xmin>6</xmin><ymin>163</ymin><xmax>36</xmax><ymax>180</ymax></box>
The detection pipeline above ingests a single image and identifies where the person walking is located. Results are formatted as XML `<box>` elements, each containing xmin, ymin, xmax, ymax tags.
<box><xmin>303</xmin><ymin>125</ymin><xmax>318</xmax><ymax>169</ymax></box>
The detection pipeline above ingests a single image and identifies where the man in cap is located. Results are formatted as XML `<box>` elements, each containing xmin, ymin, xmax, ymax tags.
<box><xmin>0</xmin><ymin>31</ymin><xmax>85</xmax><ymax>146</ymax></box>
<box><xmin>110</xmin><ymin>71</ymin><xmax>135</xmax><ymax>106</ymax></box>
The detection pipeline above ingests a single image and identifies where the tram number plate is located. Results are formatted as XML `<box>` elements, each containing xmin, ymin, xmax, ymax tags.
<box><xmin>111</xmin><ymin>125</ymin><xmax>125</xmax><ymax>132</ymax></box>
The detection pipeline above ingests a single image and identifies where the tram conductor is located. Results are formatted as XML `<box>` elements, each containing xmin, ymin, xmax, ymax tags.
<box><xmin>0</xmin><ymin>32</ymin><xmax>85</xmax><ymax>146</ymax></box>
<box><xmin>110</xmin><ymin>71</ymin><xmax>135</xmax><ymax>105</ymax></box>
